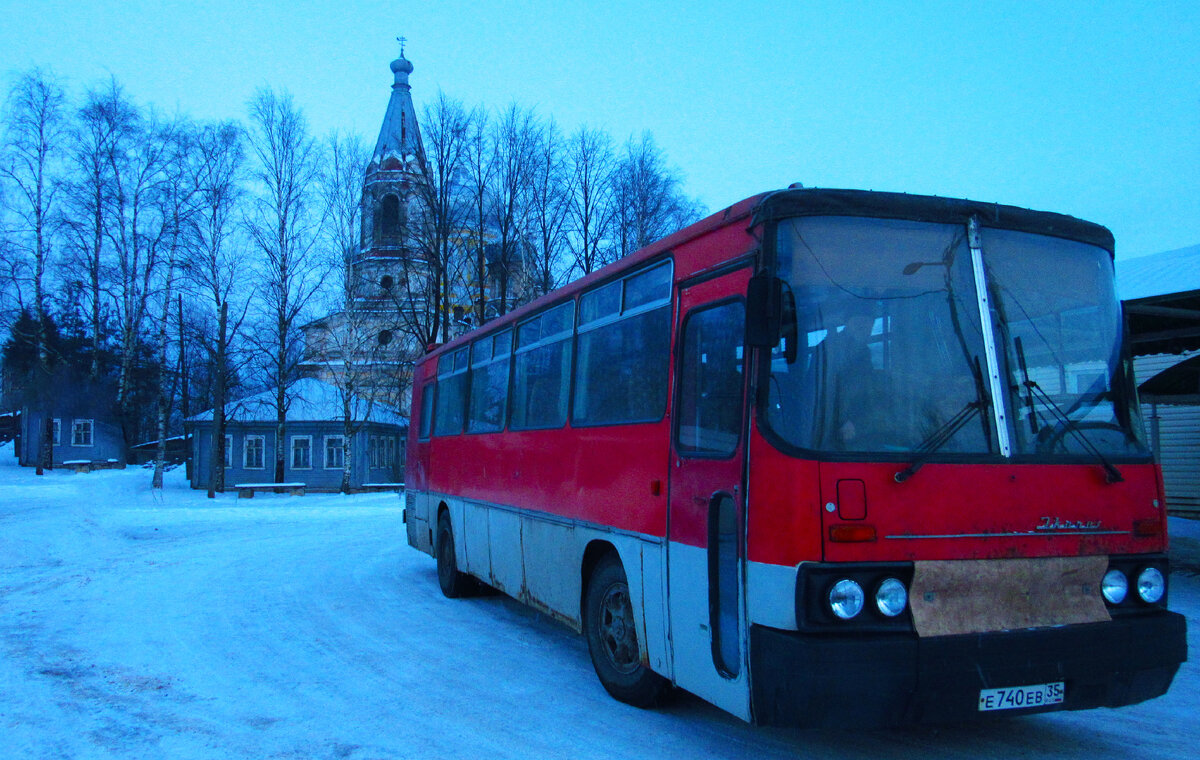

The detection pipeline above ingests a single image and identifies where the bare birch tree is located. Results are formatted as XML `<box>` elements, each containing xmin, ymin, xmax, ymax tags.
<box><xmin>246</xmin><ymin>88</ymin><xmax>323</xmax><ymax>483</ymax></box>
<box><xmin>488</xmin><ymin>103</ymin><xmax>538</xmax><ymax>317</ymax></box>
<box><xmin>184</xmin><ymin>120</ymin><xmax>247</xmax><ymax>496</ymax></box>
<box><xmin>462</xmin><ymin>107</ymin><xmax>494</xmax><ymax>329</ymax></box>
<box><xmin>316</xmin><ymin>131</ymin><xmax>379</xmax><ymax>492</ymax></box>
<box><xmin>103</xmin><ymin>100</ymin><xmax>180</xmax><ymax>455</ymax></box>
<box><xmin>149</xmin><ymin>128</ymin><xmax>196</xmax><ymax>488</ymax></box>
<box><xmin>526</xmin><ymin>117</ymin><xmax>571</xmax><ymax>299</ymax></box>
<box><xmin>402</xmin><ymin>92</ymin><xmax>473</xmax><ymax>349</ymax></box>
<box><xmin>60</xmin><ymin>78</ymin><xmax>137</xmax><ymax>381</ymax></box>
<box><xmin>566</xmin><ymin>126</ymin><xmax>616</xmax><ymax>276</ymax></box>
<box><xmin>612</xmin><ymin>131</ymin><xmax>704</xmax><ymax>259</ymax></box>
<box><xmin>1</xmin><ymin>69</ymin><xmax>67</xmax><ymax>445</ymax></box>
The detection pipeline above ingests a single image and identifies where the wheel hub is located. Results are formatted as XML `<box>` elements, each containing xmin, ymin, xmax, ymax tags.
<box><xmin>599</xmin><ymin>583</ymin><xmax>639</xmax><ymax>674</ymax></box>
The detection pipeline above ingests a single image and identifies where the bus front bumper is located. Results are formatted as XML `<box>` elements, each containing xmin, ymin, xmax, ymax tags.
<box><xmin>749</xmin><ymin>611</ymin><xmax>1187</xmax><ymax>728</ymax></box>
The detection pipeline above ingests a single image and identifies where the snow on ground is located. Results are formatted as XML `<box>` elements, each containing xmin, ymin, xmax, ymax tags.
<box><xmin>1</xmin><ymin>441</ymin><xmax>1198</xmax><ymax>760</ymax></box>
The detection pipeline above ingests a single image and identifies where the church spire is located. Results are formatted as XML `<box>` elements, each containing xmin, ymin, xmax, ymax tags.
<box><xmin>371</xmin><ymin>40</ymin><xmax>424</xmax><ymax>171</ymax></box>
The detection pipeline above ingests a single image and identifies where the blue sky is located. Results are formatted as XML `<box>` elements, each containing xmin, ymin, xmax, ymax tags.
<box><xmin>3</xmin><ymin>0</ymin><xmax>1198</xmax><ymax>258</ymax></box>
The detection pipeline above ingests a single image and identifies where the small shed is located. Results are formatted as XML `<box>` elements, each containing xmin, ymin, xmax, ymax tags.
<box><xmin>187</xmin><ymin>378</ymin><xmax>407</xmax><ymax>493</ymax></box>
<box><xmin>129</xmin><ymin>434</ymin><xmax>191</xmax><ymax>466</ymax></box>
<box><xmin>1119</xmin><ymin>244</ymin><xmax>1200</xmax><ymax>518</ymax></box>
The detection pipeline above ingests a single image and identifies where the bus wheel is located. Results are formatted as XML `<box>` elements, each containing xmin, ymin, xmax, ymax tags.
<box><xmin>436</xmin><ymin>512</ymin><xmax>471</xmax><ymax>598</ymax></box>
<box><xmin>584</xmin><ymin>555</ymin><xmax>669</xmax><ymax>707</ymax></box>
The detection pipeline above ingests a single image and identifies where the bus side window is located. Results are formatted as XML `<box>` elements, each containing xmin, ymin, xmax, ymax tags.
<box><xmin>512</xmin><ymin>301</ymin><xmax>574</xmax><ymax>431</ymax></box>
<box><xmin>573</xmin><ymin>261</ymin><xmax>672</xmax><ymax>426</ymax></box>
<box><xmin>468</xmin><ymin>330</ymin><xmax>512</xmax><ymax>434</ymax></box>
<box><xmin>418</xmin><ymin>382</ymin><xmax>435</xmax><ymax>441</ymax></box>
<box><xmin>434</xmin><ymin>347</ymin><xmax>469</xmax><ymax>436</ymax></box>
<box><xmin>677</xmin><ymin>300</ymin><xmax>745</xmax><ymax>456</ymax></box>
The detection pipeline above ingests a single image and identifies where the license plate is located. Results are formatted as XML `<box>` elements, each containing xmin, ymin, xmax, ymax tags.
<box><xmin>978</xmin><ymin>682</ymin><xmax>1064</xmax><ymax>711</ymax></box>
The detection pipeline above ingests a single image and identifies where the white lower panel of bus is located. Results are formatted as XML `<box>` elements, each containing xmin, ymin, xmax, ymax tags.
<box><xmin>411</xmin><ymin>491</ymin><xmax>673</xmax><ymax>679</ymax></box>
<box><xmin>745</xmin><ymin>560</ymin><xmax>800</xmax><ymax>630</ymax></box>
<box><xmin>667</xmin><ymin>541</ymin><xmax>752</xmax><ymax>721</ymax></box>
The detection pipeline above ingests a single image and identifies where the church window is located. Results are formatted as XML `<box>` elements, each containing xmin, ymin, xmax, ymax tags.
<box><xmin>380</xmin><ymin>194</ymin><xmax>401</xmax><ymax>242</ymax></box>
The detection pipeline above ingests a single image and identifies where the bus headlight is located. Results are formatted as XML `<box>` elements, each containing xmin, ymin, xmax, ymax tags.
<box><xmin>875</xmin><ymin>577</ymin><xmax>908</xmax><ymax>617</ymax></box>
<box><xmin>1136</xmin><ymin>567</ymin><xmax>1165</xmax><ymax>604</ymax></box>
<box><xmin>829</xmin><ymin>579</ymin><xmax>865</xmax><ymax>620</ymax></box>
<box><xmin>1101</xmin><ymin>569</ymin><xmax>1128</xmax><ymax>605</ymax></box>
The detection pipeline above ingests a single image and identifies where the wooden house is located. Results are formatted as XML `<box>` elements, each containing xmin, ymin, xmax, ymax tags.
<box><xmin>186</xmin><ymin>378</ymin><xmax>407</xmax><ymax>493</ymax></box>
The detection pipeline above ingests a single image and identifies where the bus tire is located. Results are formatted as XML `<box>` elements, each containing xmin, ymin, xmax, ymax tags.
<box><xmin>436</xmin><ymin>512</ymin><xmax>471</xmax><ymax>599</ymax></box>
<box><xmin>584</xmin><ymin>555</ymin><xmax>669</xmax><ymax>707</ymax></box>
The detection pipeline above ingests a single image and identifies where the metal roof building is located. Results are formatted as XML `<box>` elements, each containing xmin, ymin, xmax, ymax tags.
<box><xmin>1118</xmin><ymin>244</ymin><xmax>1200</xmax><ymax>517</ymax></box>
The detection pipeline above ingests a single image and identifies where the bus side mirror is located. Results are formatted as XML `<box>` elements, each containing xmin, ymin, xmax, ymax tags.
<box><xmin>746</xmin><ymin>274</ymin><xmax>783</xmax><ymax>348</ymax></box>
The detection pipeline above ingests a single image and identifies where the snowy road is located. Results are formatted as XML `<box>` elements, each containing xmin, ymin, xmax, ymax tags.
<box><xmin>1</xmin><ymin>449</ymin><xmax>1198</xmax><ymax>759</ymax></box>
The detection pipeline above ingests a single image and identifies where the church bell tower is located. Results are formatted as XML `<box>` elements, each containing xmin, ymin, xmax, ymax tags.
<box><xmin>354</xmin><ymin>41</ymin><xmax>427</xmax><ymax>307</ymax></box>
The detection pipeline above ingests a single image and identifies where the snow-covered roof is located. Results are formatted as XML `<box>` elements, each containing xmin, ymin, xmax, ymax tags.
<box><xmin>1117</xmin><ymin>244</ymin><xmax>1200</xmax><ymax>301</ymax></box>
<box><xmin>188</xmin><ymin>378</ymin><xmax>407</xmax><ymax>427</ymax></box>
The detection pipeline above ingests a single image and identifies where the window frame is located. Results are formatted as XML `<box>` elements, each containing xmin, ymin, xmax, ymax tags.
<box><xmin>418</xmin><ymin>383</ymin><xmax>435</xmax><ymax>441</ymax></box>
<box><xmin>324</xmin><ymin>434</ymin><xmax>346</xmax><ymax>470</ymax></box>
<box><xmin>467</xmin><ymin>328</ymin><xmax>513</xmax><ymax>435</ymax></box>
<box><xmin>71</xmin><ymin>418</ymin><xmax>94</xmax><ymax>447</ymax></box>
<box><xmin>290</xmin><ymin>435</ymin><xmax>313</xmax><ymax>470</ymax></box>
<box><xmin>367</xmin><ymin>435</ymin><xmax>380</xmax><ymax>468</ymax></box>
<box><xmin>243</xmin><ymin>434</ymin><xmax>266</xmax><ymax>470</ymax></box>
<box><xmin>674</xmin><ymin>297</ymin><xmax>747</xmax><ymax>460</ymax></box>
<box><xmin>433</xmin><ymin>347</ymin><xmax>470</xmax><ymax>437</ymax></box>
<box><xmin>571</xmin><ymin>259</ymin><xmax>674</xmax><ymax>428</ymax></box>
<box><xmin>510</xmin><ymin>299</ymin><xmax>576</xmax><ymax>432</ymax></box>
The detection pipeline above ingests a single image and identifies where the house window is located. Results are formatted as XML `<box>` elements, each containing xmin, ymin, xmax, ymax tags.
<box><xmin>385</xmin><ymin>436</ymin><xmax>396</xmax><ymax>469</ymax></box>
<box><xmin>367</xmin><ymin>435</ymin><xmax>380</xmax><ymax>468</ymax></box>
<box><xmin>72</xmin><ymin>419</ymin><xmax>94</xmax><ymax>447</ymax></box>
<box><xmin>325</xmin><ymin>435</ymin><xmax>346</xmax><ymax>469</ymax></box>
<box><xmin>244</xmin><ymin>435</ymin><xmax>265</xmax><ymax>470</ymax></box>
<box><xmin>223</xmin><ymin>434</ymin><xmax>233</xmax><ymax>468</ymax></box>
<box><xmin>291</xmin><ymin>436</ymin><xmax>312</xmax><ymax>469</ymax></box>
<box><xmin>52</xmin><ymin>419</ymin><xmax>61</xmax><ymax>445</ymax></box>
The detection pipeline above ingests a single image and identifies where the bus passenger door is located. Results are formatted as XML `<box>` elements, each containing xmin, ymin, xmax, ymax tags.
<box><xmin>668</xmin><ymin>268</ymin><xmax>751</xmax><ymax>720</ymax></box>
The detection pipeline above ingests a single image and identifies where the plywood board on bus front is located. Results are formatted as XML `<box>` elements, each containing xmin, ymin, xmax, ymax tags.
<box><xmin>908</xmin><ymin>556</ymin><xmax>1110</xmax><ymax>638</ymax></box>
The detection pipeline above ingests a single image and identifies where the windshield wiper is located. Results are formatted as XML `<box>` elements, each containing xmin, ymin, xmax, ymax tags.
<box><xmin>1013</xmin><ymin>337</ymin><xmax>1123</xmax><ymax>484</ymax></box>
<box><xmin>1014</xmin><ymin>337</ymin><xmax>1041</xmax><ymax>435</ymax></box>
<box><xmin>895</xmin><ymin>357</ymin><xmax>990</xmax><ymax>483</ymax></box>
<box><xmin>1023</xmin><ymin>379</ymin><xmax>1124</xmax><ymax>484</ymax></box>
<box><xmin>893</xmin><ymin>399</ymin><xmax>987</xmax><ymax>483</ymax></box>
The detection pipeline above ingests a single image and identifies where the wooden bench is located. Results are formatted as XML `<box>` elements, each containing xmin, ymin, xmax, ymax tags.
<box><xmin>358</xmin><ymin>482</ymin><xmax>405</xmax><ymax>493</ymax></box>
<box><xmin>233</xmin><ymin>482</ymin><xmax>306</xmax><ymax>498</ymax></box>
<box><xmin>61</xmin><ymin>459</ymin><xmax>122</xmax><ymax>473</ymax></box>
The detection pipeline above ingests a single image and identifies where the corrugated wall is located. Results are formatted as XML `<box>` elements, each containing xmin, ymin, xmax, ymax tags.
<box><xmin>1136</xmin><ymin>352</ymin><xmax>1200</xmax><ymax>518</ymax></box>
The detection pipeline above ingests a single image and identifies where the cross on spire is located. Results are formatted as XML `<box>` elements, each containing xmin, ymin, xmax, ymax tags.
<box><xmin>396</xmin><ymin>36</ymin><xmax>407</xmax><ymax>57</ymax></box>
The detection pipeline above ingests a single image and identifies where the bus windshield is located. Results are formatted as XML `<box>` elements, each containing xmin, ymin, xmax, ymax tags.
<box><xmin>763</xmin><ymin>215</ymin><xmax>1148</xmax><ymax>459</ymax></box>
<box><xmin>983</xmin><ymin>227</ymin><xmax>1148</xmax><ymax>458</ymax></box>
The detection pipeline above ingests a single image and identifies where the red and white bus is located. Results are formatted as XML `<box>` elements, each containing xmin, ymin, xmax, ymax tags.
<box><xmin>404</xmin><ymin>188</ymin><xmax>1186</xmax><ymax>727</ymax></box>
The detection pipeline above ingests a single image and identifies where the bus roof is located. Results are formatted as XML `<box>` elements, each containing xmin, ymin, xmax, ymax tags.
<box><xmin>755</xmin><ymin>187</ymin><xmax>1115</xmax><ymax>253</ymax></box>
<box><xmin>421</xmin><ymin>187</ymin><xmax>1114</xmax><ymax>363</ymax></box>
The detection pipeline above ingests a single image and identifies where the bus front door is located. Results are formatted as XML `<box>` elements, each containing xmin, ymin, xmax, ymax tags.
<box><xmin>668</xmin><ymin>268</ymin><xmax>751</xmax><ymax>720</ymax></box>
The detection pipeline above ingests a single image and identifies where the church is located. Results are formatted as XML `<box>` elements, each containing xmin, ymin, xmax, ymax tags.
<box><xmin>300</xmin><ymin>44</ymin><xmax>536</xmax><ymax>414</ymax></box>
<box><xmin>299</xmin><ymin>45</ymin><xmax>433</xmax><ymax>414</ymax></box>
